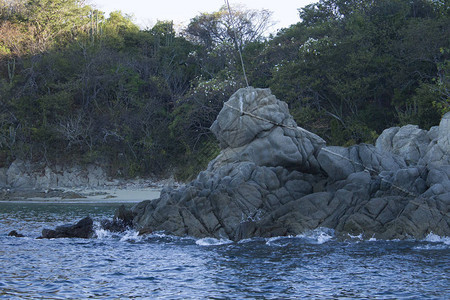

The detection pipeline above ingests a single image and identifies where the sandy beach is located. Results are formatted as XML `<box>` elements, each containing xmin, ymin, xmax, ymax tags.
<box><xmin>0</xmin><ymin>187</ymin><xmax>162</xmax><ymax>204</ymax></box>
<box><xmin>0</xmin><ymin>179</ymin><xmax>179</xmax><ymax>203</ymax></box>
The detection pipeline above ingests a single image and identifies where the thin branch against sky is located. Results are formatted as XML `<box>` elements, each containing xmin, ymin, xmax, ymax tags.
<box><xmin>89</xmin><ymin>0</ymin><xmax>316</xmax><ymax>31</ymax></box>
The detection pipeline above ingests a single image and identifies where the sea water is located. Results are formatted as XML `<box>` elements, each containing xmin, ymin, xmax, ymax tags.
<box><xmin>1</xmin><ymin>202</ymin><xmax>449</xmax><ymax>299</ymax></box>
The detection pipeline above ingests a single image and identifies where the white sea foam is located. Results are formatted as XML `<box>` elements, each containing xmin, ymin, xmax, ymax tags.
<box><xmin>414</xmin><ymin>244</ymin><xmax>448</xmax><ymax>250</ymax></box>
<box><xmin>424</xmin><ymin>232</ymin><xmax>450</xmax><ymax>245</ymax></box>
<box><xmin>94</xmin><ymin>221</ymin><xmax>114</xmax><ymax>239</ymax></box>
<box><xmin>93</xmin><ymin>221</ymin><xmax>141</xmax><ymax>241</ymax></box>
<box><xmin>94</xmin><ymin>227</ymin><xmax>113</xmax><ymax>239</ymax></box>
<box><xmin>347</xmin><ymin>233</ymin><xmax>364</xmax><ymax>241</ymax></box>
<box><xmin>298</xmin><ymin>228</ymin><xmax>335</xmax><ymax>244</ymax></box>
<box><xmin>119</xmin><ymin>230</ymin><xmax>141</xmax><ymax>242</ymax></box>
<box><xmin>265</xmin><ymin>228</ymin><xmax>335</xmax><ymax>246</ymax></box>
<box><xmin>237</xmin><ymin>238</ymin><xmax>254</xmax><ymax>244</ymax></box>
<box><xmin>265</xmin><ymin>235</ymin><xmax>294</xmax><ymax>246</ymax></box>
<box><xmin>195</xmin><ymin>237</ymin><xmax>233</xmax><ymax>246</ymax></box>
<box><xmin>237</xmin><ymin>237</ymin><xmax>266</xmax><ymax>244</ymax></box>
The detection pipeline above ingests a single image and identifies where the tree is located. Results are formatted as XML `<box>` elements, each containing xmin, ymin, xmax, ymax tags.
<box><xmin>184</xmin><ymin>4</ymin><xmax>273</xmax><ymax>82</ymax></box>
<box><xmin>185</xmin><ymin>4</ymin><xmax>273</xmax><ymax>50</ymax></box>
<box><xmin>23</xmin><ymin>0</ymin><xmax>92</xmax><ymax>52</ymax></box>
<box><xmin>262</xmin><ymin>0</ymin><xmax>449</xmax><ymax>145</ymax></box>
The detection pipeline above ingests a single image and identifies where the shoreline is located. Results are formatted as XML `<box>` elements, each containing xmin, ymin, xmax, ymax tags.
<box><xmin>0</xmin><ymin>179</ymin><xmax>173</xmax><ymax>204</ymax></box>
<box><xmin>0</xmin><ymin>177</ymin><xmax>184</xmax><ymax>204</ymax></box>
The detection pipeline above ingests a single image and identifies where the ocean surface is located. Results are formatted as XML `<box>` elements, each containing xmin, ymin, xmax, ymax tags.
<box><xmin>1</xmin><ymin>201</ymin><xmax>449</xmax><ymax>299</ymax></box>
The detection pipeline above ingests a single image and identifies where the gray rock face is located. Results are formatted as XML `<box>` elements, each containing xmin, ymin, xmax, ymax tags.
<box><xmin>376</xmin><ymin>125</ymin><xmax>430</xmax><ymax>165</ymax></box>
<box><xmin>1</xmin><ymin>161</ymin><xmax>107</xmax><ymax>189</ymax></box>
<box><xmin>132</xmin><ymin>88</ymin><xmax>450</xmax><ymax>241</ymax></box>
<box><xmin>376</xmin><ymin>112</ymin><xmax>450</xmax><ymax>168</ymax></box>
<box><xmin>209</xmin><ymin>87</ymin><xmax>325</xmax><ymax>172</ymax></box>
<box><xmin>318</xmin><ymin>144</ymin><xmax>406</xmax><ymax>181</ymax></box>
<box><xmin>422</xmin><ymin>112</ymin><xmax>450</xmax><ymax>168</ymax></box>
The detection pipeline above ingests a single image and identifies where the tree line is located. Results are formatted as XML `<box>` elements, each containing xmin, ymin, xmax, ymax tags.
<box><xmin>0</xmin><ymin>0</ymin><xmax>448</xmax><ymax>180</ymax></box>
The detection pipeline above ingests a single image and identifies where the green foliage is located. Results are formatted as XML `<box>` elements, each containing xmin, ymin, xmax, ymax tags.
<box><xmin>0</xmin><ymin>0</ymin><xmax>448</xmax><ymax>179</ymax></box>
<box><xmin>397</xmin><ymin>82</ymin><xmax>443</xmax><ymax>129</ymax></box>
<box><xmin>431</xmin><ymin>49</ymin><xmax>450</xmax><ymax>114</ymax></box>
<box><xmin>173</xmin><ymin>139</ymin><xmax>220</xmax><ymax>181</ymax></box>
<box><xmin>102</xmin><ymin>10</ymin><xmax>139</xmax><ymax>50</ymax></box>
<box><xmin>264</xmin><ymin>0</ymin><xmax>449</xmax><ymax>145</ymax></box>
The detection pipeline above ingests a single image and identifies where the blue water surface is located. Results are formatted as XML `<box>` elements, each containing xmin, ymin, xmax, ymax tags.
<box><xmin>1</xmin><ymin>202</ymin><xmax>449</xmax><ymax>299</ymax></box>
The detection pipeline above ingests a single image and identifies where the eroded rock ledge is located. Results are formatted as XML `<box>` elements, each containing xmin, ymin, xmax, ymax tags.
<box><xmin>131</xmin><ymin>87</ymin><xmax>450</xmax><ymax>241</ymax></box>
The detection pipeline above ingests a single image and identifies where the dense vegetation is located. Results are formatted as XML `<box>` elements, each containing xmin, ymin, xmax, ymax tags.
<box><xmin>0</xmin><ymin>0</ymin><xmax>448</xmax><ymax>180</ymax></box>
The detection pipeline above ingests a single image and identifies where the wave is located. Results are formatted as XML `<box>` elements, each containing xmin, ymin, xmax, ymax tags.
<box><xmin>94</xmin><ymin>227</ymin><xmax>113</xmax><ymax>239</ymax></box>
<box><xmin>423</xmin><ymin>232</ymin><xmax>450</xmax><ymax>245</ymax></box>
<box><xmin>265</xmin><ymin>228</ymin><xmax>335</xmax><ymax>246</ymax></box>
<box><xmin>295</xmin><ymin>228</ymin><xmax>335</xmax><ymax>244</ymax></box>
<box><xmin>93</xmin><ymin>223</ymin><xmax>196</xmax><ymax>244</ymax></box>
<box><xmin>119</xmin><ymin>230</ymin><xmax>142</xmax><ymax>242</ymax></box>
<box><xmin>93</xmin><ymin>221</ymin><xmax>449</xmax><ymax>248</ymax></box>
<box><xmin>412</xmin><ymin>232</ymin><xmax>450</xmax><ymax>250</ymax></box>
<box><xmin>93</xmin><ymin>221</ymin><xmax>141</xmax><ymax>242</ymax></box>
<box><xmin>195</xmin><ymin>237</ymin><xmax>233</xmax><ymax>246</ymax></box>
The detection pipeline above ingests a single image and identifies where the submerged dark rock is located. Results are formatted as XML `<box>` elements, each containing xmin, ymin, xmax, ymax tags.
<box><xmin>39</xmin><ymin>216</ymin><xmax>94</xmax><ymax>239</ymax></box>
<box><xmin>8</xmin><ymin>230</ymin><xmax>25</xmax><ymax>237</ymax></box>
<box><xmin>132</xmin><ymin>87</ymin><xmax>450</xmax><ymax>241</ymax></box>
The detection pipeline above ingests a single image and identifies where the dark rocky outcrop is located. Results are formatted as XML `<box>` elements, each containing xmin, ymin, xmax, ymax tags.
<box><xmin>101</xmin><ymin>205</ymin><xmax>135</xmax><ymax>232</ymax></box>
<box><xmin>8</xmin><ymin>230</ymin><xmax>25</xmax><ymax>237</ymax></box>
<box><xmin>131</xmin><ymin>87</ymin><xmax>450</xmax><ymax>241</ymax></box>
<box><xmin>38</xmin><ymin>217</ymin><xmax>94</xmax><ymax>239</ymax></box>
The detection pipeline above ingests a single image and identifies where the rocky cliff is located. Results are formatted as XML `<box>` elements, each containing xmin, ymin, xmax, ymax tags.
<box><xmin>131</xmin><ymin>87</ymin><xmax>449</xmax><ymax>240</ymax></box>
<box><xmin>0</xmin><ymin>161</ymin><xmax>108</xmax><ymax>189</ymax></box>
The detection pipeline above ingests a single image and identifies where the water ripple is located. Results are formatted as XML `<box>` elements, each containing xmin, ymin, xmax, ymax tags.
<box><xmin>1</xmin><ymin>202</ymin><xmax>449</xmax><ymax>299</ymax></box>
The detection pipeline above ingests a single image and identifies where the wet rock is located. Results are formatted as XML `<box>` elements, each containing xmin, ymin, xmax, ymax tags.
<box><xmin>132</xmin><ymin>87</ymin><xmax>450</xmax><ymax>241</ymax></box>
<box><xmin>39</xmin><ymin>217</ymin><xmax>94</xmax><ymax>239</ymax></box>
<box><xmin>114</xmin><ymin>205</ymin><xmax>134</xmax><ymax>225</ymax></box>
<box><xmin>8</xmin><ymin>230</ymin><xmax>25</xmax><ymax>237</ymax></box>
<box><xmin>101</xmin><ymin>205</ymin><xmax>135</xmax><ymax>232</ymax></box>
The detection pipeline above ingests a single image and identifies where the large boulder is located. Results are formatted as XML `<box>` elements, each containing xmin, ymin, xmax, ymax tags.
<box><xmin>421</xmin><ymin>112</ymin><xmax>450</xmax><ymax>168</ymax></box>
<box><xmin>376</xmin><ymin>112</ymin><xmax>450</xmax><ymax>168</ymax></box>
<box><xmin>131</xmin><ymin>87</ymin><xmax>450</xmax><ymax>241</ymax></box>
<box><xmin>209</xmin><ymin>87</ymin><xmax>325</xmax><ymax>172</ymax></box>
<box><xmin>317</xmin><ymin>144</ymin><xmax>406</xmax><ymax>181</ymax></box>
<box><xmin>376</xmin><ymin>125</ymin><xmax>430</xmax><ymax>165</ymax></box>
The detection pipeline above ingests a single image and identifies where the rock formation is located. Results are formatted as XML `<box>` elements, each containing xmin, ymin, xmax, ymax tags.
<box><xmin>131</xmin><ymin>87</ymin><xmax>449</xmax><ymax>241</ymax></box>
<box><xmin>101</xmin><ymin>205</ymin><xmax>135</xmax><ymax>232</ymax></box>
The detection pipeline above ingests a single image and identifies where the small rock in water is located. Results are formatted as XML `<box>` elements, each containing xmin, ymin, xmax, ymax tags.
<box><xmin>8</xmin><ymin>230</ymin><xmax>25</xmax><ymax>237</ymax></box>
<box><xmin>38</xmin><ymin>216</ymin><xmax>94</xmax><ymax>239</ymax></box>
<box><xmin>114</xmin><ymin>204</ymin><xmax>134</xmax><ymax>226</ymax></box>
<box><xmin>138</xmin><ymin>228</ymin><xmax>153</xmax><ymax>236</ymax></box>
<box><xmin>100</xmin><ymin>205</ymin><xmax>135</xmax><ymax>232</ymax></box>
